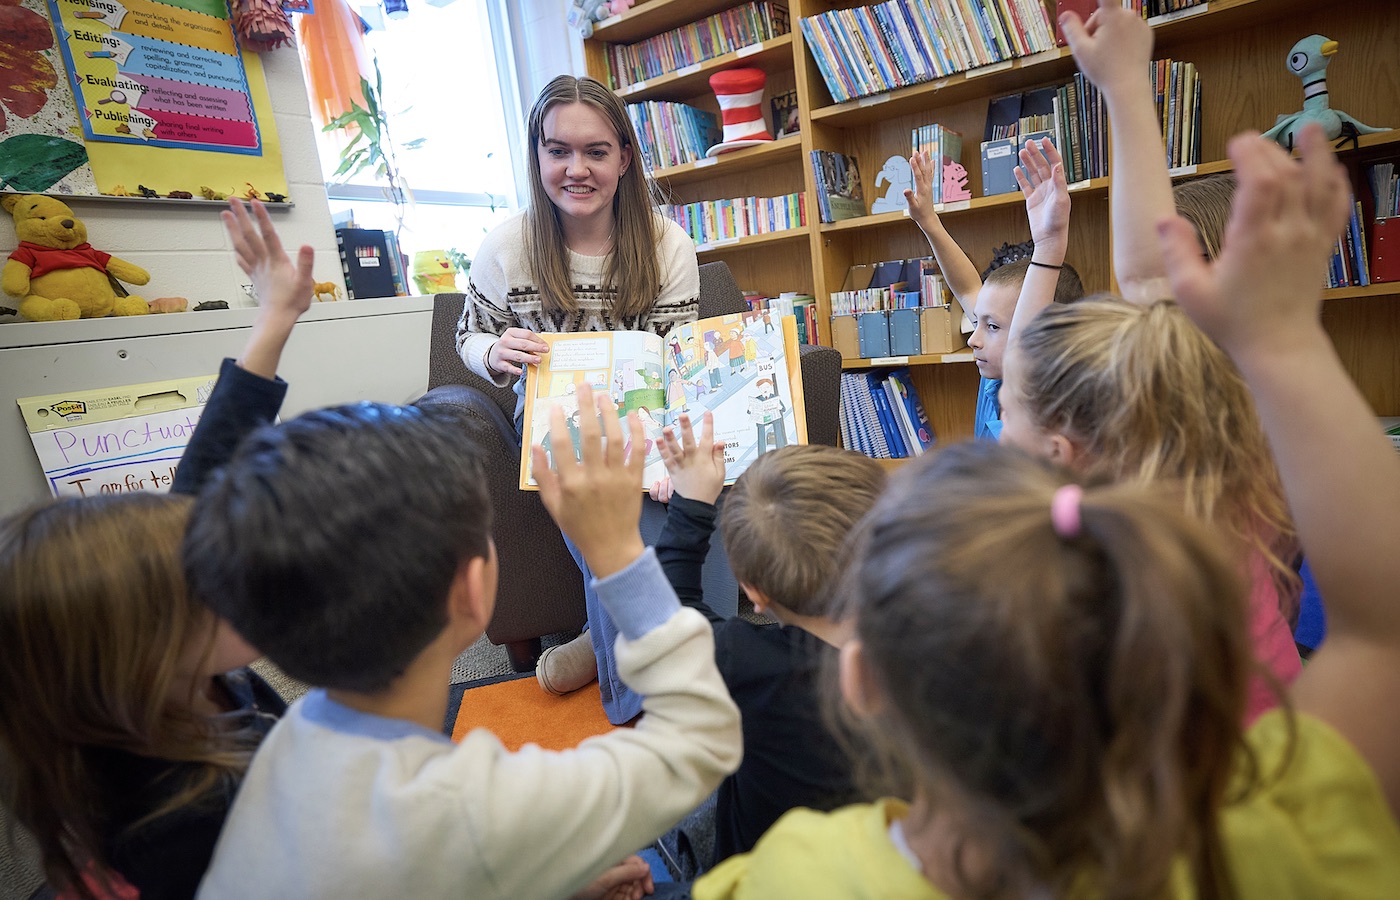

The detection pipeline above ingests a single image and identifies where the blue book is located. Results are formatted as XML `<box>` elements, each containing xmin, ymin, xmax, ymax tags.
<box><xmin>866</xmin><ymin>373</ymin><xmax>908</xmax><ymax>457</ymax></box>
<box><xmin>888</xmin><ymin>368</ymin><xmax>936</xmax><ymax>453</ymax></box>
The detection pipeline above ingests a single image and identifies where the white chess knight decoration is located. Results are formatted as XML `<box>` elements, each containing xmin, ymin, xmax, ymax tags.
<box><xmin>870</xmin><ymin>154</ymin><xmax>913</xmax><ymax>214</ymax></box>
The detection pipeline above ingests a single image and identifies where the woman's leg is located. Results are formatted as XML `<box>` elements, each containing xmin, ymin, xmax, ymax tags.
<box><xmin>563</xmin><ymin>535</ymin><xmax>644</xmax><ymax>725</ymax></box>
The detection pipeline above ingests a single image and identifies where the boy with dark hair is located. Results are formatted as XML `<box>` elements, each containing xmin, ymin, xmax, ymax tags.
<box><xmin>906</xmin><ymin>138</ymin><xmax>1084</xmax><ymax>440</ymax></box>
<box><xmin>187</xmin><ymin>387</ymin><xmax>741</xmax><ymax>899</ymax></box>
<box><xmin>649</xmin><ymin>420</ymin><xmax>886</xmax><ymax>875</ymax></box>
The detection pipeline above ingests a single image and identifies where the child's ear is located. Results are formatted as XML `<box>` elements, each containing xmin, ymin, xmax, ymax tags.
<box><xmin>740</xmin><ymin>582</ymin><xmax>770</xmax><ymax>615</ymax></box>
<box><xmin>447</xmin><ymin>548</ymin><xmax>496</xmax><ymax>635</ymax></box>
<box><xmin>619</xmin><ymin>142</ymin><xmax>632</xmax><ymax>177</ymax></box>
<box><xmin>839</xmin><ymin>639</ymin><xmax>884</xmax><ymax>717</ymax></box>
<box><xmin>1046</xmin><ymin>433</ymin><xmax>1082</xmax><ymax>469</ymax></box>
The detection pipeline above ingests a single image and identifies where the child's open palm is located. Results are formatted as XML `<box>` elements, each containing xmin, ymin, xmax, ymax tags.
<box><xmin>1159</xmin><ymin>125</ymin><xmax>1352</xmax><ymax>356</ymax></box>
<box><xmin>657</xmin><ymin>411</ymin><xmax>726</xmax><ymax>505</ymax></box>
<box><xmin>1016</xmin><ymin>138</ymin><xmax>1070</xmax><ymax>254</ymax></box>
<box><xmin>221</xmin><ymin>198</ymin><xmax>314</xmax><ymax>318</ymax></box>
<box><xmin>903</xmin><ymin>150</ymin><xmax>940</xmax><ymax>229</ymax></box>
<box><xmin>534</xmin><ymin>385</ymin><xmax>647</xmax><ymax>579</ymax></box>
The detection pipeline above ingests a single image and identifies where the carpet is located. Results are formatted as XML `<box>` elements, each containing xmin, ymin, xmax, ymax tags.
<box><xmin>448</xmin><ymin>672</ymin><xmax>616</xmax><ymax>750</ymax></box>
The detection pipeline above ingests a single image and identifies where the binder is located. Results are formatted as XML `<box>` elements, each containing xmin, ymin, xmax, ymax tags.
<box><xmin>1371</xmin><ymin>218</ymin><xmax>1400</xmax><ymax>284</ymax></box>
<box><xmin>857</xmin><ymin>311</ymin><xmax>891</xmax><ymax>358</ymax></box>
<box><xmin>336</xmin><ymin>228</ymin><xmax>396</xmax><ymax>299</ymax></box>
<box><xmin>889</xmin><ymin>308</ymin><xmax>922</xmax><ymax>355</ymax></box>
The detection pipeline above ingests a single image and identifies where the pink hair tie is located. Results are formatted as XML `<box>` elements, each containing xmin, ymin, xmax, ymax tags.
<box><xmin>1051</xmin><ymin>484</ymin><xmax>1084</xmax><ymax>538</ymax></box>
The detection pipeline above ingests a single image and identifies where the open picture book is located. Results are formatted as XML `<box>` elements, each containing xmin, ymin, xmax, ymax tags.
<box><xmin>519</xmin><ymin>313</ymin><xmax>808</xmax><ymax>490</ymax></box>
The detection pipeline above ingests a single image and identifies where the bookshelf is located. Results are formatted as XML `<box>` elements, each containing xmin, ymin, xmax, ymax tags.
<box><xmin>584</xmin><ymin>0</ymin><xmax>1400</xmax><ymax>447</ymax></box>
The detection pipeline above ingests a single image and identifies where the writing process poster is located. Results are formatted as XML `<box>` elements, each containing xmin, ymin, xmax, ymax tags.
<box><xmin>49</xmin><ymin>0</ymin><xmax>261</xmax><ymax>152</ymax></box>
<box><xmin>18</xmin><ymin>374</ymin><xmax>215</xmax><ymax>499</ymax></box>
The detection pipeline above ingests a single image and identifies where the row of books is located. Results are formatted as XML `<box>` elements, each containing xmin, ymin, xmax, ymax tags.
<box><xmin>336</xmin><ymin>227</ymin><xmax>408</xmax><ymax>299</ymax></box>
<box><xmin>799</xmin><ymin>0</ymin><xmax>1057</xmax><ymax>104</ymax></box>
<box><xmin>983</xmin><ymin>76</ymin><xmax>1107</xmax><ymax>185</ymax></box>
<box><xmin>912</xmin><ymin>124</ymin><xmax>971</xmax><ymax>204</ymax></box>
<box><xmin>1124</xmin><ymin>0</ymin><xmax>1208</xmax><ymax>18</ymax></box>
<box><xmin>605</xmin><ymin>1</ymin><xmax>790</xmax><ymax>90</ymax></box>
<box><xmin>1152</xmin><ymin>58</ymin><xmax>1202</xmax><ymax>169</ymax></box>
<box><xmin>667</xmin><ymin>192</ymin><xmax>807</xmax><ymax>246</ymax></box>
<box><xmin>839</xmin><ymin>369</ymin><xmax>936</xmax><ymax>459</ymax></box>
<box><xmin>1328</xmin><ymin>201</ymin><xmax>1372</xmax><ymax>290</ymax></box>
<box><xmin>809</xmin><ymin>150</ymin><xmax>866</xmax><ymax>223</ymax></box>
<box><xmin>627</xmin><ymin>100</ymin><xmax>720</xmax><ymax>172</ymax></box>
<box><xmin>831</xmin><ymin>257</ymin><xmax>947</xmax><ymax>315</ymax></box>
<box><xmin>743</xmin><ymin>291</ymin><xmax>822</xmax><ymax>345</ymax></box>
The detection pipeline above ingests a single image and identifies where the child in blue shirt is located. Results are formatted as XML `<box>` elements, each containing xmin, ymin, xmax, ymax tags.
<box><xmin>905</xmin><ymin>140</ymin><xmax>1084</xmax><ymax>439</ymax></box>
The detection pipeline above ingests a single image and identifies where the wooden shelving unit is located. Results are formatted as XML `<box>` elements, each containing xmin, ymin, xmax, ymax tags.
<box><xmin>586</xmin><ymin>0</ymin><xmax>1400</xmax><ymax>445</ymax></box>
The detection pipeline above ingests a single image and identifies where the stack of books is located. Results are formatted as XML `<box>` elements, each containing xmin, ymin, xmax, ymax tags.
<box><xmin>1327</xmin><ymin>199</ymin><xmax>1372</xmax><ymax>289</ymax></box>
<box><xmin>829</xmin><ymin>257</ymin><xmax>965</xmax><ymax>359</ymax></box>
<box><xmin>911</xmin><ymin>124</ymin><xmax>969</xmax><ymax>204</ymax></box>
<box><xmin>1125</xmin><ymin>0</ymin><xmax>1208</xmax><ymax>19</ymax></box>
<box><xmin>980</xmin><ymin>77</ymin><xmax>1107</xmax><ymax>189</ymax></box>
<box><xmin>745</xmin><ymin>292</ymin><xmax>820</xmax><ymax>344</ymax></box>
<box><xmin>667</xmin><ymin>193</ymin><xmax>807</xmax><ymax>246</ymax></box>
<box><xmin>839</xmin><ymin>368</ymin><xmax>936</xmax><ymax>459</ymax></box>
<box><xmin>627</xmin><ymin>101</ymin><xmax>721</xmax><ymax>171</ymax></box>
<box><xmin>606</xmin><ymin>1</ymin><xmax>791</xmax><ymax>91</ymax></box>
<box><xmin>799</xmin><ymin>0</ymin><xmax>1057</xmax><ymax>104</ymax></box>
<box><xmin>1152</xmin><ymin>58</ymin><xmax>1202</xmax><ymax>169</ymax></box>
<box><xmin>809</xmin><ymin>150</ymin><xmax>866</xmax><ymax>223</ymax></box>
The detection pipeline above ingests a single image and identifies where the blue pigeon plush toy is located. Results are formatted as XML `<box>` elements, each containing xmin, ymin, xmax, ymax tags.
<box><xmin>1263</xmin><ymin>34</ymin><xmax>1387</xmax><ymax>150</ymax></box>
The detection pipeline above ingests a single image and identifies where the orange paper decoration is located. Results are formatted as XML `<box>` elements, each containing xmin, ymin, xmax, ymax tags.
<box><xmin>295</xmin><ymin>0</ymin><xmax>373</xmax><ymax>130</ymax></box>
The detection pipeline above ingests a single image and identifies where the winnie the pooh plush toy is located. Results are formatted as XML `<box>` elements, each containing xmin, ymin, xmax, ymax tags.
<box><xmin>2</xmin><ymin>194</ymin><xmax>150</xmax><ymax>321</ymax></box>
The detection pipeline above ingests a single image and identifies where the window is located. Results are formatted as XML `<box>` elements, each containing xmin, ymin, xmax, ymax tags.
<box><xmin>314</xmin><ymin>0</ymin><xmax>523</xmax><ymax>264</ymax></box>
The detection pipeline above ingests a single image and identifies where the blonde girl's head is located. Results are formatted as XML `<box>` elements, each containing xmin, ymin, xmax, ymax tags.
<box><xmin>1173</xmin><ymin>173</ymin><xmax>1237</xmax><ymax>261</ymax></box>
<box><xmin>524</xmin><ymin>74</ymin><xmax>661</xmax><ymax>319</ymax></box>
<box><xmin>0</xmin><ymin>494</ymin><xmax>253</xmax><ymax>897</ymax></box>
<box><xmin>1000</xmin><ymin>297</ymin><xmax>1299</xmax><ymax>619</ymax></box>
<box><xmin>834</xmin><ymin>441</ymin><xmax>1253</xmax><ymax>900</ymax></box>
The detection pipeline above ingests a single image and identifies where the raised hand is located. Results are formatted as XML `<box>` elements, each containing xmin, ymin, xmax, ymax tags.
<box><xmin>1059</xmin><ymin>0</ymin><xmax>1154</xmax><ymax>95</ymax></box>
<box><xmin>222</xmin><ymin>198</ymin><xmax>314</xmax><ymax>378</ymax></box>
<box><xmin>533</xmin><ymin>384</ymin><xmax>647</xmax><ymax>579</ymax></box>
<box><xmin>489</xmin><ymin>327</ymin><xmax>551</xmax><ymax>376</ymax></box>
<box><xmin>658</xmin><ymin>411</ymin><xmax>726</xmax><ymax>505</ymax></box>
<box><xmin>1015</xmin><ymin>137</ymin><xmax>1070</xmax><ymax>262</ymax></box>
<box><xmin>222</xmin><ymin>198</ymin><xmax>314</xmax><ymax>320</ymax></box>
<box><xmin>1158</xmin><ymin>125</ymin><xmax>1352</xmax><ymax>357</ymax></box>
<box><xmin>903</xmin><ymin>149</ymin><xmax>941</xmax><ymax>232</ymax></box>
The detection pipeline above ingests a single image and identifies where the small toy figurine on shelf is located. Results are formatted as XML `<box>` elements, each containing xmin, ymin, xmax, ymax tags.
<box><xmin>136</xmin><ymin>185</ymin><xmax>159</xmax><ymax>198</ymax></box>
<box><xmin>566</xmin><ymin>0</ymin><xmax>610</xmax><ymax>38</ymax></box>
<box><xmin>1264</xmin><ymin>35</ymin><xmax>1388</xmax><ymax>150</ymax></box>
<box><xmin>313</xmin><ymin>281</ymin><xmax>342</xmax><ymax>302</ymax></box>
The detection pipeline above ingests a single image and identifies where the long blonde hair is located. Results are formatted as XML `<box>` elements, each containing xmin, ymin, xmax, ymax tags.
<box><xmin>524</xmin><ymin>74</ymin><xmax>662</xmax><ymax>319</ymax></box>
<box><xmin>833</xmin><ymin>443</ymin><xmax>1253</xmax><ymax>900</ymax></box>
<box><xmin>0</xmin><ymin>494</ymin><xmax>252</xmax><ymax>898</ymax></box>
<box><xmin>1009</xmin><ymin>297</ymin><xmax>1300</xmax><ymax>619</ymax></box>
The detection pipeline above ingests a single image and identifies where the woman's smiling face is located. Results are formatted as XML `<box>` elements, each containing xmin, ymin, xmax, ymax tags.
<box><xmin>537</xmin><ymin>101</ymin><xmax>631</xmax><ymax>231</ymax></box>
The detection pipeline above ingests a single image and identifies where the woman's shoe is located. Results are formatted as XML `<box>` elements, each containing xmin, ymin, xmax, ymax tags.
<box><xmin>536</xmin><ymin>631</ymin><xmax>599</xmax><ymax>696</ymax></box>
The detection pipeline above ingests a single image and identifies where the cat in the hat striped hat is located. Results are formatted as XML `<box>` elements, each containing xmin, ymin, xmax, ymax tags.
<box><xmin>707</xmin><ymin>68</ymin><xmax>776</xmax><ymax>157</ymax></box>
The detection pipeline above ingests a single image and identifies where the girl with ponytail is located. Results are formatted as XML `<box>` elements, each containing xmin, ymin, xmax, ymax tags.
<box><xmin>695</xmin><ymin>106</ymin><xmax>1400</xmax><ymax>900</ymax></box>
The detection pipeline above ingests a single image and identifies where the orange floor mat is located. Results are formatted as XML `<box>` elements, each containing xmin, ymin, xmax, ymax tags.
<box><xmin>451</xmin><ymin>675</ymin><xmax>616</xmax><ymax>751</ymax></box>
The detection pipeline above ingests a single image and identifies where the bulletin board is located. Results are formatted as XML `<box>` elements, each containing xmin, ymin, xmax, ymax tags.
<box><xmin>0</xmin><ymin>0</ymin><xmax>288</xmax><ymax>200</ymax></box>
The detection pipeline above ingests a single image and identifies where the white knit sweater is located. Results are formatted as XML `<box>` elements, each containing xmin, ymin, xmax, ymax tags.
<box><xmin>456</xmin><ymin>210</ymin><xmax>700</xmax><ymax>386</ymax></box>
<box><xmin>197</xmin><ymin>550</ymin><xmax>741</xmax><ymax>900</ymax></box>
